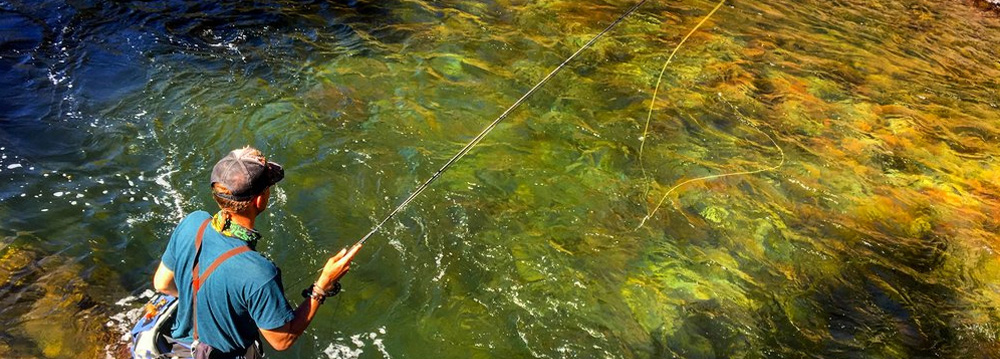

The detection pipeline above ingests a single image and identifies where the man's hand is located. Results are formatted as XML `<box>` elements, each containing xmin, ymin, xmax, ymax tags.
<box><xmin>316</xmin><ymin>243</ymin><xmax>362</xmax><ymax>292</ymax></box>
<box><xmin>260</xmin><ymin>242</ymin><xmax>364</xmax><ymax>351</ymax></box>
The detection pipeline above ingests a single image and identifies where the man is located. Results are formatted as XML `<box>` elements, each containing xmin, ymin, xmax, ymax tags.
<box><xmin>152</xmin><ymin>146</ymin><xmax>361</xmax><ymax>358</ymax></box>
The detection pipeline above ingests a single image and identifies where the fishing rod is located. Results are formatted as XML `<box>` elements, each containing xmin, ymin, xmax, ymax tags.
<box><xmin>352</xmin><ymin>0</ymin><xmax>650</xmax><ymax>248</ymax></box>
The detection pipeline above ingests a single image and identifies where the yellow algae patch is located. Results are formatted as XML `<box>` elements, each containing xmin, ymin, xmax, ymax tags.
<box><xmin>0</xmin><ymin>247</ymin><xmax>35</xmax><ymax>286</ymax></box>
<box><xmin>839</xmin><ymin>136</ymin><xmax>870</xmax><ymax>157</ymax></box>
<box><xmin>548</xmin><ymin>239</ymin><xmax>574</xmax><ymax>255</ymax></box>
<box><xmin>699</xmin><ymin>206</ymin><xmax>730</xmax><ymax>224</ymax></box>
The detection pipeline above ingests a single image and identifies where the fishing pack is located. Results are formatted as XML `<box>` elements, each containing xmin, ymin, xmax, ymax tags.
<box><xmin>129</xmin><ymin>293</ymin><xmax>178</xmax><ymax>358</ymax></box>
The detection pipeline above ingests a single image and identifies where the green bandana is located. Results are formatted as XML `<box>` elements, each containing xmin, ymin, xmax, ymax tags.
<box><xmin>211</xmin><ymin>211</ymin><xmax>260</xmax><ymax>250</ymax></box>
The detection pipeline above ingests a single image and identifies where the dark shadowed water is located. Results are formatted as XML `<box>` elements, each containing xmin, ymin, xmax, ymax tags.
<box><xmin>2</xmin><ymin>0</ymin><xmax>1000</xmax><ymax>358</ymax></box>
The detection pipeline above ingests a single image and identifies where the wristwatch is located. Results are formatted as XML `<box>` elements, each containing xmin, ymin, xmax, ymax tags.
<box><xmin>302</xmin><ymin>282</ymin><xmax>342</xmax><ymax>304</ymax></box>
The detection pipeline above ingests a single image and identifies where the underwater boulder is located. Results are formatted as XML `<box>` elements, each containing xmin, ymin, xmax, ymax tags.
<box><xmin>0</xmin><ymin>242</ymin><xmax>120</xmax><ymax>358</ymax></box>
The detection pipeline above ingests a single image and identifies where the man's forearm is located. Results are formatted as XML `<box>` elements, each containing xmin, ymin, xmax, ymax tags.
<box><xmin>289</xmin><ymin>296</ymin><xmax>323</xmax><ymax>337</ymax></box>
<box><xmin>262</xmin><ymin>245</ymin><xmax>359</xmax><ymax>351</ymax></box>
<box><xmin>259</xmin><ymin>294</ymin><xmax>322</xmax><ymax>351</ymax></box>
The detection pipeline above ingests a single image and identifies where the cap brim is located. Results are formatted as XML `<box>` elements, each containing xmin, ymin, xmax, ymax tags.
<box><xmin>265</xmin><ymin>161</ymin><xmax>284</xmax><ymax>186</ymax></box>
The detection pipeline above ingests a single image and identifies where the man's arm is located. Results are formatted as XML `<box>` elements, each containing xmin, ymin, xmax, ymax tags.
<box><xmin>258</xmin><ymin>289</ymin><xmax>324</xmax><ymax>351</ymax></box>
<box><xmin>259</xmin><ymin>243</ymin><xmax>361</xmax><ymax>351</ymax></box>
<box><xmin>153</xmin><ymin>261</ymin><xmax>178</xmax><ymax>297</ymax></box>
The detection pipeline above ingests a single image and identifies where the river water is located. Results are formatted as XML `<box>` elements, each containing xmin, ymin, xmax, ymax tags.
<box><xmin>1</xmin><ymin>0</ymin><xmax>999</xmax><ymax>358</ymax></box>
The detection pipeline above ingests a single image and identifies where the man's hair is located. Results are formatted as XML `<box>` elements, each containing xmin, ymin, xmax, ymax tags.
<box><xmin>212</xmin><ymin>182</ymin><xmax>254</xmax><ymax>214</ymax></box>
<box><xmin>212</xmin><ymin>146</ymin><xmax>264</xmax><ymax>214</ymax></box>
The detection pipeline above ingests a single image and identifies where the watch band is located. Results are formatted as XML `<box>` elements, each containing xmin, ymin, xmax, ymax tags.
<box><xmin>301</xmin><ymin>282</ymin><xmax>342</xmax><ymax>304</ymax></box>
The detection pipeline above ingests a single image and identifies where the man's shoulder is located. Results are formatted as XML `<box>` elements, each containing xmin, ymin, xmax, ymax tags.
<box><xmin>178</xmin><ymin>210</ymin><xmax>213</xmax><ymax>230</ymax></box>
<box><xmin>226</xmin><ymin>250</ymin><xmax>281</xmax><ymax>279</ymax></box>
<box><xmin>170</xmin><ymin>211</ymin><xmax>213</xmax><ymax>238</ymax></box>
<box><xmin>234</xmin><ymin>250</ymin><xmax>278</xmax><ymax>268</ymax></box>
<box><xmin>164</xmin><ymin>211</ymin><xmax>213</xmax><ymax>258</ymax></box>
<box><xmin>218</xmin><ymin>251</ymin><xmax>284</xmax><ymax>296</ymax></box>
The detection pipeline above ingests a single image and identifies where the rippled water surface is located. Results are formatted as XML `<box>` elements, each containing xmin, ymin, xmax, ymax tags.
<box><xmin>2</xmin><ymin>0</ymin><xmax>1000</xmax><ymax>358</ymax></box>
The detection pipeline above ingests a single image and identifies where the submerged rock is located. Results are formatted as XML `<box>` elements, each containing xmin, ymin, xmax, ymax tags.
<box><xmin>971</xmin><ymin>0</ymin><xmax>1000</xmax><ymax>11</ymax></box>
<box><xmin>0</xmin><ymin>242</ymin><xmax>124</xmax><ymax>358</ymax></box>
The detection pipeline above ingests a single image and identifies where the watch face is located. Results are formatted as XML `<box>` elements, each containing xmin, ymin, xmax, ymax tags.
<box><xmin>329</xmin><ymin>282</ymin><xmax>342</xmax><ymax>296</ymax></box>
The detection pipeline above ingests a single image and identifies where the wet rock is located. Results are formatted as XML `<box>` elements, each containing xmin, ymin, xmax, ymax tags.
<box><xmin>305</xmin><ymin>82</ymin><xmax>366</xmax><ymax>121</ymax></box>
<box><xmin>474</xmin><ymin>168</ymin><xmax>518</xmax><ymax>196</ymax></box>
<box><xmin>970</xmin><ymin>0</ymin><xmax>1000</xmax><ymax>12</ymax></box>
<box><xmin>20</xmin><ymin>264</ymin><xmax>105</xmax><ymax>357</ymax></box>
<box><xmin>428</xmin><ymin>54</ymin><xmax>465</xmax><ymax>81</ymax></box>
<box><xmin>0</xmin><ymin>245</ymin><xmax>36</xmax><ymax>287</ymax></box>
<box><xmin>511</xmin><ymin>243</ymin><xmax>546</xmax><ymax>283</ymax></box>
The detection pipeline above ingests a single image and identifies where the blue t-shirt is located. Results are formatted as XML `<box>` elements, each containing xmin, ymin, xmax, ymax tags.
<box><xmin>161</xmin><ymin>211</ymin><xmax>295</xmax><ymax>354</ymax></box>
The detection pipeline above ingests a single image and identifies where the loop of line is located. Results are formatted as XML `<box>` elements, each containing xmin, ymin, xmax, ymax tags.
<box><xmin>634</xmin><ymin>0</ymin><xmax>786</xmax><ymax>229</ymax></box>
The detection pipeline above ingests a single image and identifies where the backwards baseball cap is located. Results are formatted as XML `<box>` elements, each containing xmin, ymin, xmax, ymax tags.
<box><xmin>210</xmin><ymin>147</ymin><xmax>284</xmax><ymax>201</ymax></box>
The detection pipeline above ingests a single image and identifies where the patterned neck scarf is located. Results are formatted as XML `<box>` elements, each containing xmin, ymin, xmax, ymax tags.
<box><xmin>211</xmin><ymin>211</ymin><xmax>260</xmax><ymax>250</ymax></box>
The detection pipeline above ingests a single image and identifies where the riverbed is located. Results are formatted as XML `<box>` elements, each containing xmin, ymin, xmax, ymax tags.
<box><xmin>1</xmin><ymin>0</ymin><xmax>999</xmax><ymax>358</ymax></box>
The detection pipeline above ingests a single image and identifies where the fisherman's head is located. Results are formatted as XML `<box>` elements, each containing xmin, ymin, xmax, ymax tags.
<box><xmin>210</xmin><ymin>146</ymin><xmax>284</xmax><ymax>216</ymax></box>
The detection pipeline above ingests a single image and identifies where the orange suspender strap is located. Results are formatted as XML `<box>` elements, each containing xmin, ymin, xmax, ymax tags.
<box><xmin>190</xmin><ymin>219</ymin><xmax>210</xmax><ymax>343</ymax></box>
<box><xmin>189</xmin><ymin>218</ymin><xmax>251</xmax><ymax>342</ymax></box>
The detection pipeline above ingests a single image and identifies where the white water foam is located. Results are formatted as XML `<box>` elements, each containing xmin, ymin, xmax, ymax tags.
<box><xmin>322</xmin><ymin>342</ymin><xmax>364</xmax><ymax>359</ymax></box>
<box><xmin>107</xmin><ymin>291</ymin><xmax>154</xmax><ymax>337</ymax></box>
<box><xmin>154</xmin><ymin>164</ymin><xmax>185</xmax><ymax>221</ymax></box>
<box><xmin>321</xmin><ymin>327</ymin><xmax>390</xmax><ymax>359</ymax></box>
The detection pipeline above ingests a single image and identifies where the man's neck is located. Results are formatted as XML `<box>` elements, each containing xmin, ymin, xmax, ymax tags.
<box><xmin>230</xmin><ymin>213</ymin><xmax>255</xmax><ymax>230</ymax></box>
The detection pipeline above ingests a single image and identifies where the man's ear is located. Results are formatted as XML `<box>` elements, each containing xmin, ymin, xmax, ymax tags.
<box><xmin>253</xmin><ymin>188</ymin><xmax>270</xmax><ymax>212</ymax></box>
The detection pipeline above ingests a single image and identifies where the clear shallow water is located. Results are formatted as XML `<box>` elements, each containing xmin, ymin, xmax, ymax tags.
<box><xmin>1</xmin><ymin>0</ymin><xmax>999</xmax><ymax>358</ymax></box>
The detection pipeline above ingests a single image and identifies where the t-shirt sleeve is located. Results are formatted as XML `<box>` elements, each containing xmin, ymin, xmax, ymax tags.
<box><xmin>248</xmin><ymin>275</ymin><xmax>295</xmax><ymax>330</ymax></box>
<box><xmin>160</xmin><ymin>216</ymin><xmax>186</xmax><ymax>271</ymax></box>
<box><xmin>161</xmin><ymin>211</ymin><xmax>205</xmax><ymax>271</ymax></box>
